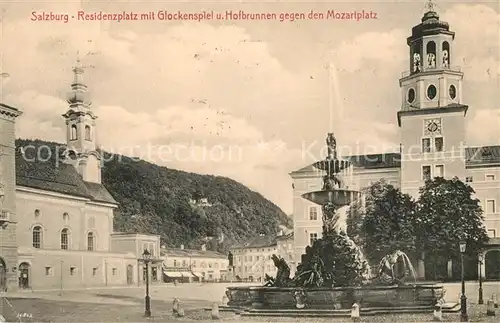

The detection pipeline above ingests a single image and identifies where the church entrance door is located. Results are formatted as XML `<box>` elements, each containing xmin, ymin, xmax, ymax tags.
<box><xmin>18</xmin><ymin>263</ymin><xmax>30</xmax><ymax>289</ymax></box>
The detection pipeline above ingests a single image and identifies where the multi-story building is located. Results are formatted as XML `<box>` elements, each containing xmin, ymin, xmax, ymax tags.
<box><xmin>276</xmin><ymin>232</ymin><xmax>295</xmax><ymax>274</ymax></box>
<box><xmin>0</xmin><ymin>61</ymin><xmax>161</xmax><ymax>291</ymax></box>
<box><xmin>161</xmin><ymin>244</ymin><xmax>229</xmax><ymax>282</ymax></box>
<box><xmin>290</xmin><ymin>8</ymin><xmax>500</xmax><ymax>281</ymax></box>
<box><xmin>231</xmin><ymin>231</ymin><xmax>295</xmax><ymax>282</ymax></box>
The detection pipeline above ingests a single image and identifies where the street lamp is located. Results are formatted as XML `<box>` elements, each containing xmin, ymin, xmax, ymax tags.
<box><xmin>478</xmin><ymin>253</ymin><xmax>484</xmax><ymax>305</ymax></box>
<box><xmin>142</xmin><ymin>249</ymin><xmax>152</xmax><ymax>317</ymax></box>
<box><xmin>459</xmin><ymin>241</ymin><xmax>468</xmax><ymax>322</ymax></box>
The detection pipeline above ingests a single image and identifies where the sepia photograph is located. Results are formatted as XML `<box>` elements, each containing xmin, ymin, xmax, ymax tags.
<box><xmin>0</xmin><ymin>0</ymin><xmax>499</xmax><ymax>321</ymax></box>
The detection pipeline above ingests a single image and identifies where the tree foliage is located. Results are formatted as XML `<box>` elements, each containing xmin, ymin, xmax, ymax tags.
<box><xmin>347</xmin><ymin>177</ymin><xmax>489</xmax><ymax>267</ymax></box>
<box><xmin>414</xmin><ymin>177</ymin><xmax>489</xmax><ymax>258</ymax></box>
<box><xmin>348</xmin><ymin>180</ymin><xmax>417</xmax><ymax>264</ymax></box>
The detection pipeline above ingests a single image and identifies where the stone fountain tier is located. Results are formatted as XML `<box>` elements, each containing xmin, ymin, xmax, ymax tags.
<box><xmin>302</xmin><ymin>189</ymin><xmax>361</xmax><ymax>207</ymax></box>
<box><xmin>225</xmin><ymin>284</ymin><xmax>449</xmax><ymax>311</ymax></box>
<box><xmin>312</xmin><ymin>159</ymin><xmax>351</xmax><ymax>173</ymax></box>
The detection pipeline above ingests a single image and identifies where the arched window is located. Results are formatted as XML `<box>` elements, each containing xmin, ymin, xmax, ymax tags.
<box><xmin>61</xmin><ymin>229</ymin><xmax>69</xmax><ymax>250</ymax></box>
<box><xmin>70</xmin><ymin>125</ymin><xmax>78</xmax><ymax>140</ymax></box>
<box><xmin>87</xmin><ymin>232</ymin><xmax>95</xmax><ymax>251</ymax></box>
<box><xmin>85</xmin><ymin>125</ymin><xmax>91</xmax><ymax>141</ymax></box>
<box><xmin>32</xmin><ymin>226</ymin><xmax>42</xmax><ymax>248</ymax></box>
<box><xmin>34</xmin><ymin>209</ymin><xmax>40</xmax><ymax>218</ymax></box>
<box><xmin>426</xmin><ymin>41</ymin><xmax>436</xmax><ymax>68</ymax></box>
<box><xmin>442</xmin><ymin>41</ymin><xmax>450</xmax><ymax>68</ymax></box>
<box><xmin>63</xmin><ymin>212</ymin><xmax>69</xmax><ymax>221</ymax></box>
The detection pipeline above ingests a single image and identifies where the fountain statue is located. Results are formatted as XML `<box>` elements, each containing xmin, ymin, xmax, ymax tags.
<box><xmin>223</xmin><ymin>133</ymin><xmax>452</xmax><ymax>316</ymax></box>
<box><xmin>302</xmin><ymin>133</ymin><xmax>360</xmax><ymax>236</ymax></box>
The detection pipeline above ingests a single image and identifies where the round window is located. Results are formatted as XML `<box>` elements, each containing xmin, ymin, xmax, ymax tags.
<box><xmin>407</xmin><ymin>88</ymin><xmax>415</xmax><ymax>103</ymax></box>
<box><xmin>427</xmin><ymin>85</ymin><xmax>437</xmax><ymax>100</ymax></box>
<box><xmin>449</xmin><ymin>85</ymin><xmax>457</xmax><ymax>100</ymax></box>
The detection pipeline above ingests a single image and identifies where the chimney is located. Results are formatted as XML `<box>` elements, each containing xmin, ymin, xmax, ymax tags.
<box><xmin>201</xmin><ymin>244</ymin><xmax>206</xmax><ymax>251</ymax></box>
<box><xmin>180</xmin><ymin>244</ymin><xmax>184</xmax><ymax>250</ymax></box>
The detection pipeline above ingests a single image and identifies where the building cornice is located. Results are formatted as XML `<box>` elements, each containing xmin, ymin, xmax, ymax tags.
<box><xmin>0</xmin><ymin>103</ymin><xmax>23</xmax><ymax>120</ymax></box>
<box><xmin>399</xmin><ymin>67</ymin><xmax>463</xmax><ymax>85</ymax></box>
<box><xmin>397</xmin><ymin>104</ymin><xmax>468</xmax><ymax>126</ymax></box>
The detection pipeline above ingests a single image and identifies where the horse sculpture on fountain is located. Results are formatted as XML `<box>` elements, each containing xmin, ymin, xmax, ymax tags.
<box><xmin>264</xmin><ymin>255</ymin><xmax>293</xmax><ymax>287</ymax></box>
<box><xmin>376</xmin><ymin>250</ymin><xmax>416</xmax><ymax>285</ymax></box>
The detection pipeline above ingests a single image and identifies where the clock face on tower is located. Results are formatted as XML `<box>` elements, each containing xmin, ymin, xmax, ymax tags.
<box><xmin>424</xmin><ymin>118</ymin><xmax>442</xmax><ymax>135</ymax></box>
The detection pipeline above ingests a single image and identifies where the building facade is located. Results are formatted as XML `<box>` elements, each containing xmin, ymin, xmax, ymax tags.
<box><xmin>161</xmin><ymin>244</ymin><xmax>229</xmax><ymax>282</ymax></box>
<box><xmin>0</xmin><ymin>62</ymin><xmax>161</xmax><ymax>292</ymax></box>
<box><xmin>290</xmin><ymin>9</ymin><xmax>500</xmax><ymax>280</ymax></box>
<box><xmin>231</xmin><ymin>231</ymin><xmax>295</xmax><ymax>282</ymax></box>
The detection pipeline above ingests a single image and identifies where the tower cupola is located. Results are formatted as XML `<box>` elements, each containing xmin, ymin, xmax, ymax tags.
<box><xmin>62</xmin><ymin>57</ymin><xmax>102</xmax><ymax>183</ymax></box>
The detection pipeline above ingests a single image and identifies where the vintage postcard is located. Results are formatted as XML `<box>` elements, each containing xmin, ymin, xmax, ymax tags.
<box><xmin>0</xmin><ymin>0</ymin><xmax>499</xmax><ymax>322</ymax></box>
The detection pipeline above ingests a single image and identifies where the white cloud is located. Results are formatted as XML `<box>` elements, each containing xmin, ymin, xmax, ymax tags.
<box><xmin>332</xmin><ymin>29</ymin><xmax>407</xmax><ymax>73</ymax></box>
<box><xmin>467</xmin><ymin>109</ymin><xmax>500</xmax><ymax>146</ymax></box>
<box><xmin>3</xmin><ymin>3</ymin><xmax>500</xmax><ymax>215</ymax></box>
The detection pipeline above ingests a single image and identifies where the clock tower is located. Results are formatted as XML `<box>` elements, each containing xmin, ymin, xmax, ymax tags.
<box><xmin>398</xmin><ymin>5</ymin><xmax>468</xmax><ymax>197</ymax></box>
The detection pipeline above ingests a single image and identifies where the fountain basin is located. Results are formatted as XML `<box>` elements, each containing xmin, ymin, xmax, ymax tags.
<box><xmin>226</xmin><ymin>284</ymin><xmax>445</xmax><ymax>310</ymax></box>
<box><xmin>312</xmin><ymin>159</ymin><xmax>351</xmax><ymax>173</ymax></box>
<box><xmin>302</xmin><ymin>189</ymin><xmax>361</xmax><ymax>207</ymax></box>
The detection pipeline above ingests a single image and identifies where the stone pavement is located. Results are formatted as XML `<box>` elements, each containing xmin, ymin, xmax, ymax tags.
<box><xmin>439</xmin><ymin>281</ymin><xmax>500</xmax><ymax>304</ymax></box>
<box><xmin>6</xmin><ymin>281</ymin><xmax>499</xmax><ymax>305</ymax></box>
<box><xmin>1</xmin><ymin>281</ymin><xmax>499</xmax><ymax>322</ymax></box>
<box><xmin>6</xmin><ymin>282</ymin><xmax>251</xmax><ymax>306</ymax></box>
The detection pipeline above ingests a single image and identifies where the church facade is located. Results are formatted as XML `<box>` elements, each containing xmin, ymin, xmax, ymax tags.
<box><xmin>0</xmin><ymin>62</ymin><xmax>163</xmax><ymax>291</ymax></box>
<box><xmin>291</xmin><ymin>9</ymin><xmax>500</xmax><ymax>280</ymax></box>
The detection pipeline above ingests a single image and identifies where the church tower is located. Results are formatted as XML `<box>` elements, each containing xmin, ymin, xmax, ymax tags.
<box><xmin>398</xmin><ymin>4</ymin><xmax>467</xmax><ymax>197</ymax></box>
<box><xmin>62</xmin><ymin>59</ymin><xmax>102</xmax><ymax>183</ymax></box>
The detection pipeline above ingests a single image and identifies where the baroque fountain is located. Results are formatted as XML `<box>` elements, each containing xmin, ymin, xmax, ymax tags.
<box><xmin>224</xmin><ymin>133</ymin><xmax>458</xmax><ymax>317</ymax></box>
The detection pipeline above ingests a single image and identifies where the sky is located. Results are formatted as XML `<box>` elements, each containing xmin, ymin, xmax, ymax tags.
<box><xmin>0</xmin><ymin>0</ymin><xmax>499</xmax><ymax>214</ymax></box>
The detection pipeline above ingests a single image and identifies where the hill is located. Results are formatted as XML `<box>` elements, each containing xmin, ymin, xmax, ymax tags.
<box><xmin>15</xmin><ymin>139</ymin><xmax>293</xmax><ymax>253</ymax></box>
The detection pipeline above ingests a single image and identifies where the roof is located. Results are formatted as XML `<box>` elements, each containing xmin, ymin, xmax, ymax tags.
<box><xmin>291</xmin><ymin>145</ymin><xmax>500</xmax><ymax>175</ymax></box>
<box><xmin>161</xmin><ymin>248</ymin><xmax>227</xmax><ymax>259</ymax></box>
<box><xmin>111</xmin><ymin>232</ymin><xmax>160</xmax><ymax>239</ymax></box>
<box><xmin>232</xmin><ymin>234</ymin><xmax>278</xmax><ymax>249</ymax></box>
<box><xmin>465</xmin><ymin>146</ymin><xmax>500</xmax><ymax>166</ymax></box>
<box><xmin>15</xmin><ymin>139</ymin><xmax>117</xmax><ymax>205</ymax></box>
<box><xmin>291</xmin><ymin>153</ymin><xmax>402</xmax><ymax>175</ymax></box>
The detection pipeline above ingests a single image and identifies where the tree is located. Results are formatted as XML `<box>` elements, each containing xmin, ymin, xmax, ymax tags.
<box><xmin>414</xmin><ymin>177</ymin><xmax>489</xmax><ymax>259</ymax></box>
<box><xmin>347</xmin><ymin>180</ymin><xmax>417</xmax><ymax>265</ymax></box>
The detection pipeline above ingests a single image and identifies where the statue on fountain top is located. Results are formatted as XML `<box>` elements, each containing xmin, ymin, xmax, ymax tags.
<box><xmin>326</xmin><ymin>133</ymin><xmax>337</xmax><ymax>160</ymax></box>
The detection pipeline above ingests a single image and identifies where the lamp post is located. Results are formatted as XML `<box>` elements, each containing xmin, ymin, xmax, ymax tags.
<box><xmin>142</xmin><ymin>249</ymin><xmax>152</xmax><ymax>317</ymax></box>
<box><xmin>478</xmin><ymin>253</ymin><xmax>484</xmax><ymax>305</ymax></box>
<box><xmin>459</xmin><ymin>241</ymin><xmax>468</xmax><ymax>322</ymax></box>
